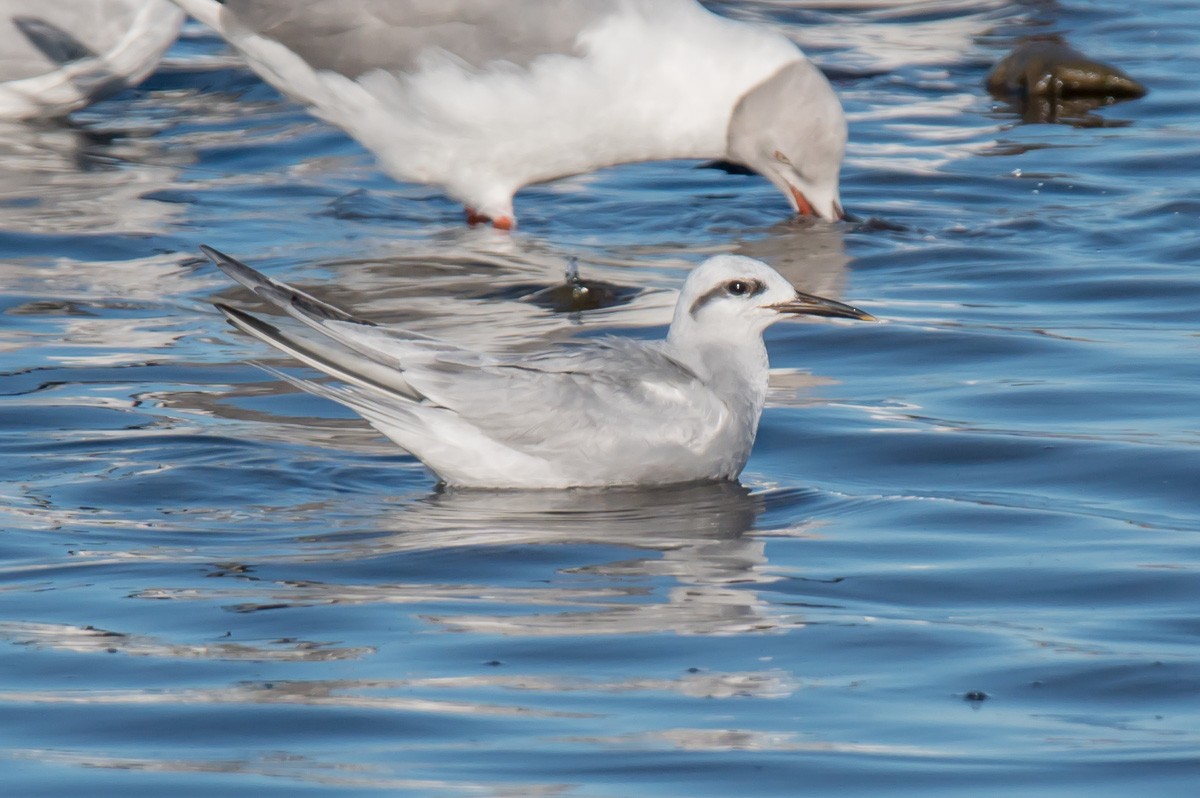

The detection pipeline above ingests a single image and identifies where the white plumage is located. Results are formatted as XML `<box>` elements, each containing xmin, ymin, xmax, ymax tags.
<box><xmin>173</xmin><ymin>0</ymin><xmax>847</xmax><ymax>227</ymax></box>
<box><xmin>205</xmin><ymin>246</ymin><xmax>874</xmax><ymax>489</ymax></box>
<box><xmin>0</xmin><ymin>0</ymin><xmax>183</xmax><ymax>119</ymax></box>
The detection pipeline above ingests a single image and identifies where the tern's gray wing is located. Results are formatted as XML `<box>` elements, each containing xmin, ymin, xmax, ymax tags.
<box><xmin>393</xmin><ymin>337</ymin><xmax>727</xmax><ymax>456</ymax></box>
<box><xmin>221</xmin><ymin>0</ymin><xmax>619</xmax><ymax>76</ymax></box>
<box><xmin>261</xmin><ymin>308</ymin><xmax>725</xmax><ymax>458</ymax></box>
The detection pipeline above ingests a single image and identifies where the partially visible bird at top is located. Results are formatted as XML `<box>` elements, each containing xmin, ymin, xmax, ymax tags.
<box><xmin>0</xmin><ymin>0</ymin><xmax>183</xmax><ymax>120</ymax></box>
<box><xmin>203</xmin><ymin>245</ymin><xmax>875</xmax><ymax>489</ymax></box>
<box><xmin>171</xmin><ymin>0</ymin><xmax>848</xmax><ymax>229</ymax></box>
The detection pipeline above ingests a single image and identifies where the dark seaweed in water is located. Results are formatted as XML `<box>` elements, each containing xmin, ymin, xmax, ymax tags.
<box><xmin>522</xmin><ymin>263</ymin><xmax>639</xmax><ymax>313</ymax></box>
<box><xmin>987</xmin><ymin>34</ymin><xmax>1146</xmax><ymax>125</ymax></box>
<box><xmin>477</xmin><ymin>260</ymin><xmax>641</xmax><ymax>314</ymax></box>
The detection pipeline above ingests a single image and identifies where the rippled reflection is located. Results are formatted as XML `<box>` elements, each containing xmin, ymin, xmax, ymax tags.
<box><xmin>717</xmin><ymin>0</ymin><xmax>1014</xmax><ymax>69</ymax></box>
<box><xmin>0</xmin><ymin>668</ymin><xmax>794</xmax><ymax>710</ymax></box>
<box><xmin>388</xmin><ymin>482</ymin><xmax>784</xmax><ymax>636</ymax></box>
<box><xmin>0</xmin><ymin>121</ymin><xmax>184</xmax><ymax>235</ymax></box>
<box><xmin>8</xmin><ymin>748</ymin><xmax>571</xmax><ymax>794</ymax></box>
<box><xmin>126</xmin><ymin>481</ymin><xmax>815</xmax><ymax>637</ymax></box>
<box><xmin>567</xmin><ymin>727</ymin><xmax>943</xmax><ymax>755</ymax></box>
<box><xmin>0</xmin><ymin>621</ymin><xmax>371</xmax><ymax>661</ymax></box>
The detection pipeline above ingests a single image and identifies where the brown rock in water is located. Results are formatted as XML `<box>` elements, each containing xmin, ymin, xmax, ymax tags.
<box><xmin>987</xmin><ymin>35</ymin><xmax>1146</xmax><ymax>124</ymax></box>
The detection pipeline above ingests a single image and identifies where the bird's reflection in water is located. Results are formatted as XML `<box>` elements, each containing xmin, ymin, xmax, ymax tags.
<box><xmin>734</xmin><ymin>218</ymin><xmax>849</xmax><ymax>300</ymax></box>
<box><xmin>218</xmin><ymin>481</ymin><xmax>809</xmax><ymax>637</ymax></box>
<box><xmin>0</xmin><ymin>120</ymin><xmax>183</xmax><ymax>235</ymax></box>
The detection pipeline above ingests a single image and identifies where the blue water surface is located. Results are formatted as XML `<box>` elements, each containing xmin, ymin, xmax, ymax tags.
<box><xmin>1</xmin><ymin>1</ymin><xmax>1198</xmax><ymax>796</ymax></box>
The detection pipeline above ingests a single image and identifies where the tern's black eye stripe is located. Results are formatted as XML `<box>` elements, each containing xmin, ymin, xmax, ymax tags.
<box><xmin>689</xmin><ymin>279</ymin><xmax>766</xmax><ymax>316</ymax></box>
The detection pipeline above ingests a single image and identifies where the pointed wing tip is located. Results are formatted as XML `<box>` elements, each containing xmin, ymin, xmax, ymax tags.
<box><xmin>199</xmin><ymin>244</ymin><xmax>251</xmax><ymax>279</ymax></box>
<box><xmin>212</xmin><ymin>300</ymin><xmax>244</xmax><ymax>320</ymax></box>
<box><xmin>213</xmin><ymin>302</ymin><xmax>275</xmax><ymax>339</ymax></box>
<box><xmin>13</xmin><ymin>16</ymin><xmax>97</xmax><ymax>65</ymax></box>
<box><xmin>202</xmin><ymin>245</ymin><xmax>363</xmax><ymax>325</ymax></box>
<box><xmin>202</xmin><ymin>245</ymin><xmax>297</xmax><ymax>307</ymax></box>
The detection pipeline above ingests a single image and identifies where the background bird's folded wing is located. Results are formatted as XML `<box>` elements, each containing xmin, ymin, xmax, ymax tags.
<box><xmin>221</xmin><ymin>0</ymin><xmax>612</xmax><ymax>77</ymax></box>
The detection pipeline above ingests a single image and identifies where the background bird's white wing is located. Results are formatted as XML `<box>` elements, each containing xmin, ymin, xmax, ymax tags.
<box><xmin>0</xmin><ymin>0</ymin><xmax>183</xmax><ymax>119</ymax></box>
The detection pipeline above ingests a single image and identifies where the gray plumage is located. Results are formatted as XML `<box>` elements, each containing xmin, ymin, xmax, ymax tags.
<box><xmin>221</xmin><ymin>0</ymin><xmax>610</xmax><ymax>75</ymax></box>
<box><xmin>205</xmin><ymin>246</ymin><xmax>874</xmax><ymax>488</ymax></box>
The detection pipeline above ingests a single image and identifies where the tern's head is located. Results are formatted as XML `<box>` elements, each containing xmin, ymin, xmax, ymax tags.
<box><xmin>669</xmin><ymin>255</ymin><xmax>873</xmax><ymax>346</ymax></box>
<box><xmin>727</xmin><ymin>59</ymin><xmax>847</xmax><ymax>222</ymax></box>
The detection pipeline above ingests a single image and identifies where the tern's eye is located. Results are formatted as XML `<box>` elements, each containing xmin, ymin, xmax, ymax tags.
<box><xmin>726</xmin><ymin>280</ymin><xmax>752</xmax><ymax>296</ymax></box>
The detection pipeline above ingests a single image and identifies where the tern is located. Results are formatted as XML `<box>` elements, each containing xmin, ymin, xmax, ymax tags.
<box><xmin>205</xmin><ymin>246</ymin><xmax>874</xmax><ymax>488</ymax></box>
<box><xmin>172</xmin><ymin>0</ymin><xmax>847</xmax><ymax>228</ymax></box>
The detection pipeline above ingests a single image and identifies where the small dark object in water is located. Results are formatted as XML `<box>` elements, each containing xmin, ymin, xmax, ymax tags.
<box><xmin>476</xmin><ymin>273</ymin><xmax>638</xmax><ymax>313</ymax></box>
<box><xmin>964</xmin><ymin>690</ymin><xmax>989</xmax><ymax>702</ymax></box>
<box><xmin>987</xmin><ymin>35</ymin><xmax>1146</xmax><ymax>124</ymax></box>
<box><xmin>525</xmin><ymin>258</ymin><xmax>636</xmax><ymax>313</ymax></box>
<box><xmin>530</xmin><ymin>276</ymin><xmax>613</xmax><ymax>313</ymax></box>
<box><xmin>851</xmin><ymin>215</ymin><xmax>908</xmax><ymax>233</ymax></box>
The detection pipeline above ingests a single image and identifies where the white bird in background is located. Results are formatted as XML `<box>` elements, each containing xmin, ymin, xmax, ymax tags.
<box><xmin>172</xmin><ymin>0</ymin><xmax>848</xmax><ymax>229</ymax></box>
<box><xmin>0</xmin><ymin>0</ymin><xmax>183</xmax><ymax>119</ymax></box>
<box><xmin>204</xmin><ymin>246</ymin><xmax>874</xmax><ymax>489</ymax></box>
